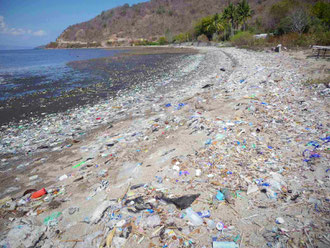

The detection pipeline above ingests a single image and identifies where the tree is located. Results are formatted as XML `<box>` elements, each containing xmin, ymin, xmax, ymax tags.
<box><xmin>311</xmin><ymin>1</ymin><xmax>330</xmax><ymax>27</ymax></box>
<box><xmin>194</xmin><ymin>15</ymin><xmax>217</xmax><ymax>40</ymax></box>
<box><xmin>237</xmin><ymin>0</ymin><xmax>252</xmax><ymax>31</ymax></box>
<box><xmin>290</xmin><ymin>8</ymin><xmax>309</xmax><ymax>33</ymax></box>
<box><xmin>269</xmin><ymin>0</ymin><xmax>296</xmax><ymax>30</ymax></box>
<box><xmin>223</xmin><ymin>3</ymin><xmax>239</xmax><ymax>37</ymax></box>
<box><xmin>213</xmin><ymin>14</ymin><xmax>225</xmax><ymax>34</ymax></box>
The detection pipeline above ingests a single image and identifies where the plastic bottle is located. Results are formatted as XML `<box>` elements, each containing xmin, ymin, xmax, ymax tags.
<box><xmin>185</xmin><ymin>207</ymin><xmax>203</xmax><ymax>226</ymax></box>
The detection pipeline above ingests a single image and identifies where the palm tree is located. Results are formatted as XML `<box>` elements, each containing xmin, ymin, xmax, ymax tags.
<box><xmin>223</xmin><ymin>2</ymin><xmax>238</xmax><ymax>37</ymax></box>
<box><xmin>237</xmin><ymin>0</ymin><xmax>252</xmax><ymax>31</ymax></box>
<box><xmin>213</xmin><ymin>14</ymin><xmax>224</xmax><ymax>35</ymax></box>
<box><xmin>220</xmin><ymin>17</ymin><xmax>231</xmax><ymax>40</ymax></box>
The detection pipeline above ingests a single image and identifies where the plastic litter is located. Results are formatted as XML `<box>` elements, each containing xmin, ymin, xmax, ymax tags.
<box><xmin>216</xmin><ymin>191</ymin><xmax>225</xmax><ymax>201</ymax></box>
<box><xmin>72</xmin><ymin>161</ymin><xmax>86</xmax><ymax>169</ymax></box>
<box><xmin>59</xmin><ymin>174</ymin><xmax>68</xmax><ymax>181</ymax></box>
<box><xmin>90</xmin><ymin>201</ymin><xmax>112</xmax><ymax>224</ymax></box>
<box><xmin>213</xmin><ymin>241</ymin><xmax>239</xmax><ymax>248</ymax></box>
<box><xmin>207</xmin><ymin>219</ymin><xmax>216</xmax><ymax>229</ymax></box>
<box><xmin>31</xmin><ymin>188</ymin><xmax>47</xmax><ymax>199</ymax></box>
<box><xmin>276</xmin><ymin>217</ymin><xmax>285</xmax><ymax>224</ymax></box>
<box><xmin>159</xmin><ymin>193</ymin><xmax>200</xmax><ymax>209</ymax></box>
<box><xmin>185</xmin><ymin>207</ymin><xmax>203</xmax><ymax>226</ymax></box>
<box><xmin>43</xmin><ymin>212</ymin><xmax>62</xmax><ymax>226</ymax></box>
<box><xmin>197</xmin><ymin>210</ymin><xmax>211</xmax><ymax>218</ymax></box>
<box><xmin>220</xmin><ymin>188</ymin><xmax>234</xmax><ymax>204</ymax></box>
<box><xmin>1</xmin><ymin>46</ymin><xmax>329</xmax><ymax>248</ymax></box>
<box><xmin>216</xmin><ymin>222</ymin><xmax>225</xmax><ymax>231</ymax></box>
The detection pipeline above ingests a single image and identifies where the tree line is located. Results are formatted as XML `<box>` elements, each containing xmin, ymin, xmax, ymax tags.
<box><xmin>170</xmin><ymin>0</ymin><xmax>329</xmax><ymax>47</ymax></box>
<box><xmin>182</xmin><ymin>0</ymin><xmax>252</xmax><ymax>42</ymax></box>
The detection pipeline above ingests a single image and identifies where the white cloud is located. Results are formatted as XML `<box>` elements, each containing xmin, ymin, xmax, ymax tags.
<box><xmin>0</xmin><ymin>16</ymin><xmax>6</xmax><ymax>30</ymax></box>
<box><xmin>0</xmin><ymin>15</ymin><xmax>46</xmax><ymax>36</ymax></box>
<box><xmin>33</xmin><ymin>30</ymin><xmax>46</xmax><ymax>36</ymax></box>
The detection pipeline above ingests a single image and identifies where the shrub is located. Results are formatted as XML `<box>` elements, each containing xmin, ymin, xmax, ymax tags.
<box><xmin>230</xmin><ymin>31</ymin><xmax>255</xmax><ymax>46</ymax></box>
<box><xmin>87</xmin><ymin>42</ymin><xmax>101</xmax><ymax>47</ymax></box>
<box><xmin>292</xmin><ymin>34</ymin><xmax>313</xmax><ymax>47</ymax></box>
<box><xmin>274</xmin><ymin>17</ymin><xmax>292</xmax><ymax>35</ymax></box>
<box><xmin>131</xmin><ymin>39</ymin><xmax>160</xmax><ymax>46</ymax></box>
<box><xmin>173</xmin><ymin>32</ymin><xmax>193</xmax><ymax>43</ymax></box>
<box><xmin>197</xmin><ymin>34</ymin><xmax>209</xmax><ymax>42</ymax></box>
<box><xmin>156</xmin><ymin>6</ymin><xmax>165</xmax><ymax>15</ymax></box>
<box><xmin>267</xmin><ymin>32</ymin><xmax>324</xmax><ymax>48</ymax></box>
<box><xmin>158</xmin><ymin>37</ymin><xmax>168</xmax><ymax>45</ymax></box>
<box><xmin>312</xmin><ymin>30</ymin><xmax>330</xmax><ymax>46</ymax></box>
<box><xmin>173</xmin><ymin>33</ymin><xmax>187</xmax><ymax>43</ymax></box>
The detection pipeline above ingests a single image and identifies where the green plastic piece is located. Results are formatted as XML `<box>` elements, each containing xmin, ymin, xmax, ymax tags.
<box><xmin>43</xmin><ymin>212</ymin><xmax>62</xmax><ymax>225</ymax></box>
<box><xmin>72</xmin><ymin>161</ymin><xmax>86</xmax><ymax>168</ymax></box>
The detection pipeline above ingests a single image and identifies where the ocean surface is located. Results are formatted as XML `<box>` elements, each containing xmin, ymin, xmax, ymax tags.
<box><xmin>0</xmin><ymin>49</ymin><xmax>123</xmax><ymax>100</ymax></box>
<box><xmin>0</xmin><ymin>48</ymin><xmax>193</xmax><ymax>125</ymax></box>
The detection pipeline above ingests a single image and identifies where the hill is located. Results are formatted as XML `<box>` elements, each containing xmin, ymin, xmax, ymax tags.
<box><xmin>49</xmin><ymin>0</ymin><xmax>317</xmax><ymax>48</ymax></box>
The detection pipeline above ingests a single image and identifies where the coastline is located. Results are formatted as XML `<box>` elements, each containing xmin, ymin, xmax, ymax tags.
<box><xmin>0</xmin><ymin>47</ymin><xmax>197</xmax><ymax>127</ymax></box>
<box><xmin>0</xmin><ymin>46</ymin><xmax>329</xmax><ymax>247</ymax></box>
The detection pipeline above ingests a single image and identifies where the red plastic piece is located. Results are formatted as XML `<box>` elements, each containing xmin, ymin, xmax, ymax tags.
<box><xmin>31</xmin><ymin>188</ymin><xmax>47</xmax><ymax>199</ymax></box>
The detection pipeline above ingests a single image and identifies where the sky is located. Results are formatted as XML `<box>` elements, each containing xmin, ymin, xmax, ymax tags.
<box><xmin>0</xmin><ymin>0</ymin><xmax>147</xmax><ymax>49</ymax></box>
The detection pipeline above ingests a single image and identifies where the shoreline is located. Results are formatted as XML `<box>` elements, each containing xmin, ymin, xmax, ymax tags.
<box><xmin>0</xmin><ymin>46</ymin><xmax>209</xmax><ymax>175</ymax></box>
<box><xmin>0</xmin><ymin>46</ymin><xmax>329</xmax><ymax>247</ymax></box>
<box><xmin>0</xmin><ymin>48</ymin><xmax>196</xmax><ymax>130</ymax></box>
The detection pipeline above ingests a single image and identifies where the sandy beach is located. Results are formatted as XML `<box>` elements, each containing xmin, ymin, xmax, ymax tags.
<box><xmin>0</xmin><ymin>46</ymin><xmax>329</xmax><ymax>248</ymax></box>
